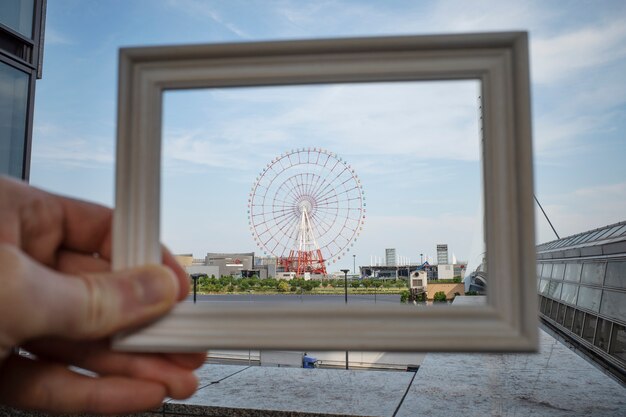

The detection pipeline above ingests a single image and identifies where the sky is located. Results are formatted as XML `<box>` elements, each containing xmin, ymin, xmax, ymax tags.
<box><xmin>30</xmin><ymin>0</ymin><xmax>626</xmax><ymax>273</ymax></box>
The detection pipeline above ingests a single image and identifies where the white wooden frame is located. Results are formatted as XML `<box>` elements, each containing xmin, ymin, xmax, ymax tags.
<box><xmin>113</xmin><ymin>32</ymin><xmax>537</xmax><ymax>352</ymax></box>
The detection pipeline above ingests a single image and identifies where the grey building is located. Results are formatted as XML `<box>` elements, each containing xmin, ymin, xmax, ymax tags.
<box><xmin>385</xmin><ymin>248</ymin><xmax>396</xmax><ymax>266</ymax></box>
<box><xmin>0</xmin><ymin>0</ymin><xmax>46</xmax><ymax>180</ymax></box>
<box><xmin>537</xmin><ymin>220</ymin><xmax>626</xmax><ymax>382</ymax></box>
<box><xmin>436</xmin><ymin>244</ymin><xmax>449</xmax><ymax>264</ymax></box>
<box><xmin>205</xmin><ymin>252</ymin><xmax>255</xmax><ymax>277</ymax></box>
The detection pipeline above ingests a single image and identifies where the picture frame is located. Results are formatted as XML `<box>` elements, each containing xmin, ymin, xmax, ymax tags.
<box><xmin>112</xmin><ymin>32</ymin><xmax>537</xmax><ymax>352</ymax></box>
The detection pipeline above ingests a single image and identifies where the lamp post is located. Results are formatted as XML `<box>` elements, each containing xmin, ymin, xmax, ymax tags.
<box><xmin>353</xmin><ymin>254</ymin><xmax>356</xmax><ymax>275</ymax></box>
<box><xmin>341</xmin><ymin>269</ymin><xmax>349</xmax><ymax>304</ymax></box>
<box><xmin>340</xmin><ymin>268</ymin><xmax>350</xmax><ymax>370</ymax></box>
<box><xmin>420</xmin><ymin>253</ymin><xmax>423</xmax><ymax>264</ymax></box>
<box><xmin>190</xmin><ymin>273</ymin><xmax>203</xmax><ymax>303</ymax></box>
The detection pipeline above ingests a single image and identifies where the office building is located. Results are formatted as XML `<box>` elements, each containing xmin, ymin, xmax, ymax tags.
<box><xmin>385</xmin><ymin>248</ymin><xmax>396</xmax><ymax>266</ymax></box>
<box><xmin>0</xmin><ymin>0</ymin><xmax>46</xmax><ymax>180</ymax></box>
<box><xmin>436</xmin><ymin>244</ymin><xmax>448</xmax><ymax>265</ymax></box>
<box><xmin>537</xmin><ymin>220</ymin><xmax>626</xmax><ymax>382</ymax></box>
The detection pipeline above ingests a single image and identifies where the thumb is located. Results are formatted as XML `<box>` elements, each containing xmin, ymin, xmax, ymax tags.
<box><xmin>0</xmin><ymin>245</ymin><xmax>179</xmax><ymax>348</ymax></box>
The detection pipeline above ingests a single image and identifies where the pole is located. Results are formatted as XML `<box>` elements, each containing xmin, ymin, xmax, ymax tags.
<box><xmin>340</xmin><ymin>269</ymin><xmax>350</xmax><ymax>370</ymax></box>
<box><xmin>534</xmin><ymin>194</ymin><xmax>560</xmax><ymax>239</ymax></box>
<box><xmin>353</xmin><ymin>254</ymin><xmax>356</xmax><ymax>275</ymax></box>
<box><xmin>374</xmin><ymin>282</ymin><xmax>377</xmax><ymax>304</ymax></box>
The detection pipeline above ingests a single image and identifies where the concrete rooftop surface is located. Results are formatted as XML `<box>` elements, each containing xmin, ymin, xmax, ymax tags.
<box><xmin>2</xmin><ymin>327</ymin><xmax>625</xmax><ymax>417</ymax></box>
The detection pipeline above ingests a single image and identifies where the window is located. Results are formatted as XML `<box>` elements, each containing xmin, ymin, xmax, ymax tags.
<box><xmin>594</xmin><ymin>318</ymin><xmax>611</xmax><ymax>351</ymax></box>
<box><xmin>604</xmin><ymin>261</ymin><xmax>626</xmax><ymax>289</ymax></box>
<box><xmin>581</xmin><ymin>262</ymin><xmax>606</xmax><ymax>286</ymax></box>
<box><xmin>0</xmin><ymin>61</ymin><xmax>29</xmax><ymax>178</ymax></box>
<box><xmin>564</xmin><ymin>263</ymin><xmax>582</xmax><ymax>282</ymax></box>
<box><xmin>609</xmin><ymin>323</ymin><xmax>626</xmax><ymax>363</ymax></box>
<box><xmin>600</xmin><ymin>290</ymin><xmax>626</xmax><ymax>323</ymax></box>
<box><xmin>560</xmin><ymin>283</ymin><xmax>578</xmax><ymax>305</ymax></box>
<box><xmin>539</xmin><ymin>279</ymin><xmax>549</xmax><ymax>295</ymax></box>
<box><xmin>541</xmin><ymin>263</ymin><xmax>553</xmax><ymax>279</ymax></box>
<box><xmin>550</xmin><ymin>301</ymin><xmax>560</xmax><ymax>321</ymax></box>
<box><xmin>572</xmin><ymin>310</ymin><xmax>584</xmax><ymax>336</ymax></box>
<box><xmin>540</xmin><ymin>296</ymin><xmax>548</xmax><ymax>314</ymax></box>
<box><xmin>577</xmin><ymin>287</ymin><xmax>602</xmax><ymax>312</ymax></box>
<box><xmin>564</xmin><ymin>306</ymin><xmax>575</xmax><ymax>330</ymax></box>
<box><xmin>536</xmin><ymin>263</ymin><xmax>543</xmax><ymax>277</ymax></box>
<box><xmin>0</xmin><ymin>0</ymin><xmax>34</xmax><ymax>38</ymax></box>
<box><xmin>582</xmin><ymin>314</ymin><xmax>597</xmax><ymax>344</ymax></box>
<box><xmin>556</xmin><ymin>303</ymin><xmax>566</xmax><ymax>325</ymax></box>
<box><xmin>551</xmin><ymin>263</ymin><xmax>565</xmax><ymax>280</ymax></box>
<box><xmin>547</xmin><ymin>281</ymin><xmax>562</xmax><ymax>298</ymax></box>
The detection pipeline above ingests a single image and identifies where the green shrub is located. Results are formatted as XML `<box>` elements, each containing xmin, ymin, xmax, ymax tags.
<box><xmin>400</xmin><ymin>290</ymin><xmax>410</xmax><ymax>303</ymax></box>
<box><xmin>433</xmin><ymin>291</ymin><xmax>447</xmax><ymax>302</ymax></box>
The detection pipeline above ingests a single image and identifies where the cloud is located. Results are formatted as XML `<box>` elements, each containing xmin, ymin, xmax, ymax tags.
<box><xmin>536</xmin><ymin>181</ymin><xmax>626</xmax><ymax>243</ymax></box>
<box><xmin>31</xmin><ymin>124</ymin><xmax>113</xmax><ymax>168</ymax></box>
<box><xmin>165</xmin><ymin>0</ymin><xmax>249</xmax><ymax>38</ymax></box>
<box><xmin>531</xmin><ymin>20</ymin><xmax>626</xmax><ymax>84</ymax></box>
<box><xmin>163</xmin><ymin>81</ymin><xmax>482</xmax><ymax>170</ymax></box>
<box><xmin>44</xmin><ymin>27</ymin><xmax>73</xmax><ymax>45</ymax></box>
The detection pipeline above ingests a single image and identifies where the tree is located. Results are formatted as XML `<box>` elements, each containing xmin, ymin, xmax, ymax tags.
<box><xmin>400</xmin><ymin>290</ymin><xmax>409</xmax><ymax>303</ymax></box>
<box><xmin>350</xmin><ymin>281</ymin><xmax>360</xmax><ymax>288</ymax></box>
<box><xmin>433</xmin><ymin>291</ymin><xmax>447</xmax><ymax>302</ymax></box>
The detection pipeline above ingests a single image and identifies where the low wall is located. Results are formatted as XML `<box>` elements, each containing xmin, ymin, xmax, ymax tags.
<box><xmin>427</xmin><ymin>283</ymin><xmax>465</xmax><ymax>300</ymax></box>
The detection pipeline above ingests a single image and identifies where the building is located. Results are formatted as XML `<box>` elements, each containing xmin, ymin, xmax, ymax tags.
<box><xmin>436</xmin><ymin>244</ymin><xmax>448</xmax><ymax>264</ymax></box>
<box><xmin>437</xmin><ymin>264</ymin><xmax>454</xmax><ymax>280</ymax></box>
<box><xmin>205</xmin><ymin>252</ymin><xmax>254</xmax><ymax>277</ymax></box>
<box><xmin>0</xmin><ymin>0</ymin><xmax>46</xmax><ymax>180</ymax></box>
<box><xmin>385</xmin><ymin>248</ymin><xmax>396</xmax><ymax>266</ymax></box>
<box><xmin>536</xmin><ymin>220</ymin><xmax>626</xmax><ymax>382</ymax></box>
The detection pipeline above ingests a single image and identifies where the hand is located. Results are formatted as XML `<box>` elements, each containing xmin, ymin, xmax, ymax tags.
<box><xmin>0</xmin><ymin>176</ymin><xmax>205</xmax><ymax>414</ymax></box>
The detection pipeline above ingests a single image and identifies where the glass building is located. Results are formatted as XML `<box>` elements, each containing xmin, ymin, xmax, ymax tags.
<box><xmin>0</xmin><ymin>0</ymin><xmax>46</xmax><ymax>180</ymax></box>
<box><xmin>537</xmin><ymin>220</ymin><xmax>626</xmax><ymax>382</ymax></box>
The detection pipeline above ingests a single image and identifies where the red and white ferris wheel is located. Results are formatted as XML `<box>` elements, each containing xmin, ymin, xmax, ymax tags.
<box><xmin>248</xmin><ymin>148</ymin><xmax>365</xmax><ymax>275</ymax></box>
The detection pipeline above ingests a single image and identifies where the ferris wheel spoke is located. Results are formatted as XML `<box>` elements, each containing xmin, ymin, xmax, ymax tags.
<box><xmin>254</xmin><ymin>211</ymin><xmax>296</xmax><ymax>231</ymax></box>
<box><xmin>308</xmin><ymin>159</ymin><xmax>342</xmax><ymax>198</ymax></box>
<box><xmin>249</xmin><ymin>149</ymin><xmax>364</xmax><ymax>267</ymax></box>
<box><xmin>309</xmin><ymin>210</ymin><xmax>338</xmax><ymax>236</ymax></box>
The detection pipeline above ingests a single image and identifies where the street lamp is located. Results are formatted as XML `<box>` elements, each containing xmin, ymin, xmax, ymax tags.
<box><xmin>340</xmin><ymin>268</ymin><xmax>350</xmax><ymax>370</ymax></box>
<box><xmin>420</xmin><ymin>253</ymin><xmax>423</xmax><ymax>264</ymax></box>
<box><xmin>353</xmin><ymin>254</ymin><xmax>356</xmax><ymax>275</ymax></box>
<box><xmin>189</xmin><ymin>273</ymin><xmax>205</xmax><ymax>303</ymax></box>
<box><xmin>341</xmin><ymin>269</ymin><xmax>350</xmax><ymax>304</ymax></box>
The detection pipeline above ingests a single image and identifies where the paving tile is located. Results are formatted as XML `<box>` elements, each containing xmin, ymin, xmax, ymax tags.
<box><xmin>396</xmin><ymin>329</ymin><xmax>626</xmax><ymax>417</ymax></box>
<box><xmin>193</xmin><ymin>364</ymin><xmax>250</xmax><ymax>386</ymax></box>
<box><xmin>167</xmin><ymin>365</ymin><xmax>414</xmax><ymax>416</ymax></box>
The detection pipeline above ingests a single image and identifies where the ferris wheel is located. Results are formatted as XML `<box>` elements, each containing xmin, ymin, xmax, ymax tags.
<box><xmin>248</xmin><ymin>148</ymin><xmax>365</xmax><ymax>275</ymax></box>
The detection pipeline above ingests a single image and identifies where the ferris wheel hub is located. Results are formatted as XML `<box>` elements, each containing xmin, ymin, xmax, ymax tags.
<box><xmin>296</xmin><ymin>197</ymin><xmax>314</xmax><ymax>214</ymax></box>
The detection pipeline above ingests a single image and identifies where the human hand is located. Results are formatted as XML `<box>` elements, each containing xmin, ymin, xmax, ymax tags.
<box><xmin>0</xmin><ymin>176</ymin><xmax>205</xmax><ymax>414</ymax></box>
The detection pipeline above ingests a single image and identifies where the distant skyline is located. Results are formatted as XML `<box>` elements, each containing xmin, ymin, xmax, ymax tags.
<box><xmin>30</xmin><ymin>0</ymin><xmax>626</xmax><ymax>273</ymax></box>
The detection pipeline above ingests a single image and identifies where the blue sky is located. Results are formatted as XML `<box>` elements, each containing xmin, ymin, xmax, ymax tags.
<box><xmin>30</xmin><ymin>0</ymin><xmax>626</xmax><ymax>272</ymax></box>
